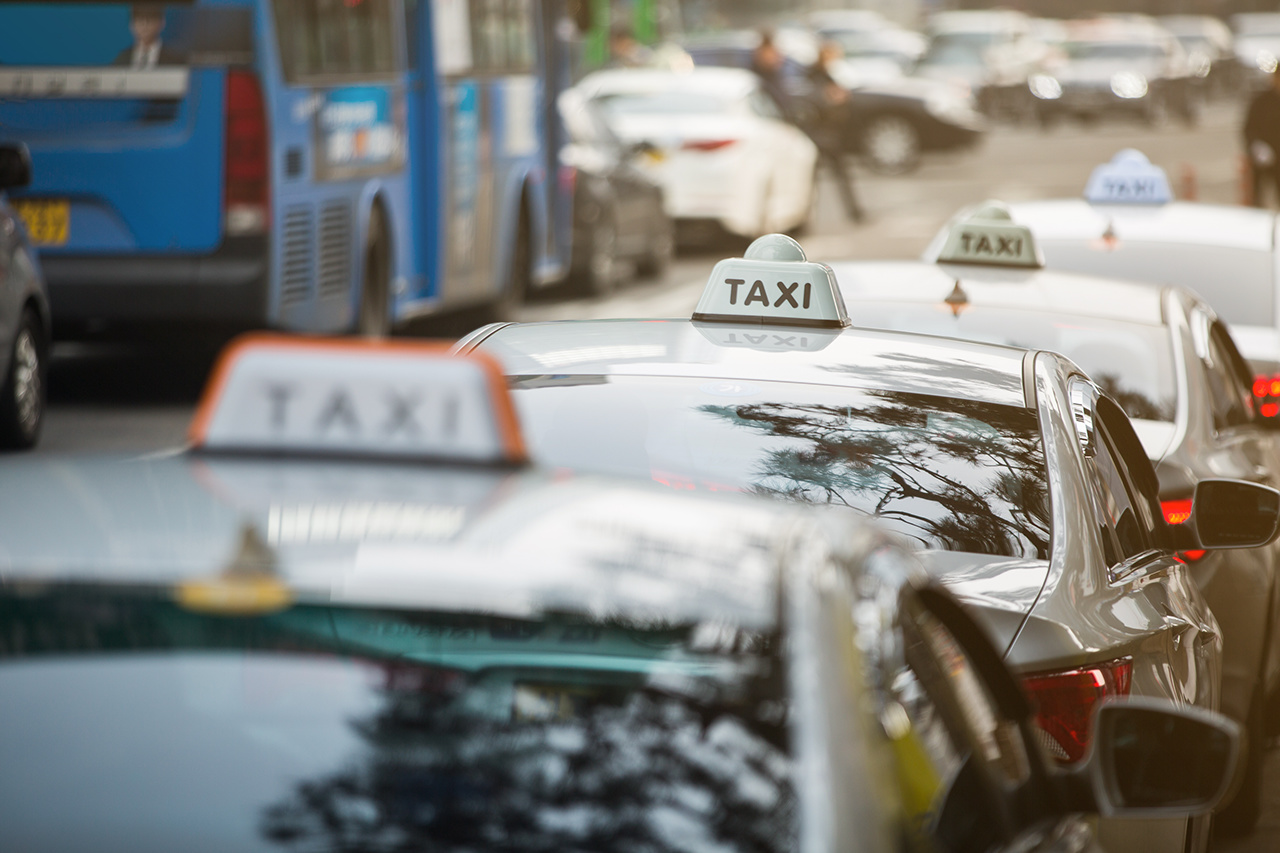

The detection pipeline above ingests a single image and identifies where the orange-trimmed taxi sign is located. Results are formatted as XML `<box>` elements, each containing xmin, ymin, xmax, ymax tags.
<box><xmin>190</xmin><ymin>335</ymin><xmax>527</xmax><ymax>465</ymax></box>
<box><xmin>928</xmin><ymin>200</ymin><xmax>1043</xmax><ymax>270</ymax></box>
<box><xmin>692</xmin><ymin>234</ymin><xmax>849</xmax><ymax>329</ymax></box>
<box><xmin>1084</xmin><ymin>149</ymin><xmax>1172</xmax><ymax>205</ymax></box>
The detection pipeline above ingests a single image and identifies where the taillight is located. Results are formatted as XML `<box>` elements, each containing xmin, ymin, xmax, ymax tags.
<box><xmin>1161</xmin><ymin>498</ymin><xmax>1205</xmax><ymax>562</ymax></box>
<box><xmin>1252</xmin><ymin>373</ymin><xmax>1280</xmax><ymax>419</ymax></box>
<box><xmin>224</xmin><ymin>70</ymin><xmax>269</xmax><ymax>236</ymax></box>
<box><xmin>1022</xmin><ymin>658</ymin><xmax>1132</xmax><ymax>764</ymax></box>
<box><xmin>681</xmin><ymin>139</ymin><xmax>738</xmax><ymax>152</ymax></box>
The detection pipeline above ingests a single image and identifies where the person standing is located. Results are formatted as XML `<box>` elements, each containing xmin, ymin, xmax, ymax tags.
<box><xmin>806</xmin><ymin>40</ymin><xmax>865</xmax><ymax>223</ymax></box>
<box><xmin>1245</xmin><ymin>68</ymin><xmax>1280</xmax><ymax>207</ymax></box>
<box><xmin>606</xmin><ymin>24</ymin><xmax>654</xmax><ymax>69</ymax></box>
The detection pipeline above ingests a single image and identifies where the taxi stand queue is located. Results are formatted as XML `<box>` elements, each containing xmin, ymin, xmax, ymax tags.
<box><xmin>1</xmin><ymin>150</ymin><xmax>1277</xmax><ymax>853</ymax></box>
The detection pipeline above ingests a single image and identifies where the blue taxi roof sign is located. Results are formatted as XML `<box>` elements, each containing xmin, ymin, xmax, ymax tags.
<box><xmin>190</xmin><ymin>335</ymin><xmax>528</xmax><ymax>465</ymax></box>
<box><xmin>1084</xmin><ymin>149</ymin><xmax>1172</xmax><ymax>205</ymax></box>
<box><xmin>929</xmin><ymin>200</ymin><xmax>1044</xmax><ymax>269</ymax></box>
<box><xmin>692</xmin><ymin>234</ymin><xmax>850</xmax><ymax>329</ymax></box>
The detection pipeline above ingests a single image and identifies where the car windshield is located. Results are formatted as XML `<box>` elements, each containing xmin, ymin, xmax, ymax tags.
<box><xmin>510</xmin><ymin>378</ymin><xmax>1051</xmax><ymax>560</ymax></box>
<box><xmin>0</xmin><ymin>592</ymin><xmax>792</xmax><ymax>853</ymax></box>
<box><xmin>1064</xmin><ymin>40</ymin><xmax>1165</xmax><ymax>61</ymax></box>
<box><xmin>1038</xmin><ymin>241</ymin><xmax>1276</xmax><ymax>330</ymax></box>
<box><xmin>847</xmin><ymin>306</ymin><xmax>1178</xmax><ymax>423</ymax></box>
<box><xmin>595</xmin><ymin>90</ymin><xmax>734</xmax><ymax>117</ymax></box>
<box><xmin>921</xmin><ymin>32</ymin><xmax>996</xmax><ymax>66</ymax></box>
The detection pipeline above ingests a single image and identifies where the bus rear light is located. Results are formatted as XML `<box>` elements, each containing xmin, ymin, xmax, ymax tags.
<box><xmin>681</xmin><ymin>139</ymin><xmax>738</xmax><ymax>152</ymax></box>
<box><xmin>224</xmin><ymin>70</ymin><xmax>269</xmax><ymax>236</ymax></box>
<box><xmin>1162</xmin><ymin>498</ymin><xmax>1205</xmax><ymax>561</ymax></box>
<box><xmin>1022</xmin><ymin>658</ymin><xmax>1132</xmax><ymax>764</ymax></box>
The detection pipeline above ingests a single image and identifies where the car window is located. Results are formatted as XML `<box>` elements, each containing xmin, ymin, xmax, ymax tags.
<box><xmin>1203</xmin><ymin>320</ymin><xmax>1257</xmax><ymax>430</ymax></box>
<box><xmin>510</xmin><ymin>376</ymin><xmax>1052</xmax><ymax>559</ymax></box>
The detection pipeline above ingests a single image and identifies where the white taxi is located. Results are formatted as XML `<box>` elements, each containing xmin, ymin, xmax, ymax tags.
<box><xmin>461</xmin><ymin>235</ymin><xmax>1280</xmax><ymax>853</ymax></box>
<box><xmin>1006</xmin><ymin>149</ymin><xmax>1280</xmax><ymax>416</ymax></box>
<box><xmin>830</xmin><ymin>204</ymin><xmax>1280</xmax><ymax>835</ymax></box>
<box><xmin>2</xmin><ymin>335</ymin><xmax>1240</xmax><ymax>853</ymax></box>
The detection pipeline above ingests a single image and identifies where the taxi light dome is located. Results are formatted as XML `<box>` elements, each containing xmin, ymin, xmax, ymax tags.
<box><xmin>693</xmin><ymin>233</ymin><xmax>850</xmax><ymax>329</ymax></box>
<box><xmin>927</xmin><ymin>199</ymin><xmax>1044</xmax><ymax>270</ymax></box>
<box><xmin>1084</xmin><ymin>149</ymin><xmax>1172</xmax><ymax>205</ymax></box>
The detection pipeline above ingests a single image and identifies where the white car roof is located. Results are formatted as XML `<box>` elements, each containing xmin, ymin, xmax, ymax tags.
<box><xmin>1008</xmin><ymin>199</ymin><xmax>1277</xmax><ymax>252</ymax></box>
<box><xmin>575</xmin><ymin>67</ymin><xmax>759</xmax><ymax>99</ymax></box>
<box><xmin>929</xmin><ymin>9</ymin><xmax>1029</xmax><ymax>34</ymax></box>
<box><xmin>829</xmin><ymin>260</ymin><xmax>1169</xmax><ymax>327</ymax></box>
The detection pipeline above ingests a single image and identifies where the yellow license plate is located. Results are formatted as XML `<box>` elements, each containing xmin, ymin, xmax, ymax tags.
<box><xmin>13</xmin><ymin>199</ymin><xmax>69</xmax><ymax>246</ymax></box>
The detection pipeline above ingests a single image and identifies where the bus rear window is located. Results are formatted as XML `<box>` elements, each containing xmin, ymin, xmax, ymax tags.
<box><xmin>274</xmin><ymin>0</ymin><xmax>399</xmax><ymax>80</ymax></box>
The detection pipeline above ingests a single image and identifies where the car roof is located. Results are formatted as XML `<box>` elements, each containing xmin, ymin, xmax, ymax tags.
<box><xmin>1008</xmin><ymin>199</ymin><xmax>1277</xmax><ymax>252</ymax></box>
<box><xmin>577</xmin><ymin>66</ymin><xmax>759</xmax><ymax>98</ymax></box>
<box><xmin>0</xmin><ymin>453</ymin><xmax>819</xmax><ymax>631</ymax></box>
<box><xmin>475</xmin><ymin>319</ymin><xmax>1031</xmax><ymax>408</ymax></box>
<box><xmin>828</xmin><ymin>259</ymin><xmax>1170</xmax><ymax>326</ymax></box>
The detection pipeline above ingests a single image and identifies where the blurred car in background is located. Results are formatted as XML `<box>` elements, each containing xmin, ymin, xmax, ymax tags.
<box><xmin>1232</xmin><ymin>12</ymin><xmax>1280</xmax><ymax>90</ymax></box>
<box><xmin>1029</xmin><ymin>18</ymin><xmax>1202</xmax><ymax>127</ymax></box>
<box><xmin>835</xmin><ymin>198</ymin><xmax>1280</xmax><ymax>835</ymax></box>
<box><xmin>917</xmin><ymin>9</ymin><xmax>1050</xmax><ymax>121</ymax></box>
<box><xmin>572</xmin><ymin>67</ymin><xmax>818</xmax><ymax>244</ymax></box>
<box><xmin>560</xmin><ymin>90</ymin><xmax>672</xmax><ymax>296</ymax></box>
<box><xmin>809</xmin><ymin>13</ymin><xmax>926</xmax><ymax>81</ymax></box>
<box><xmin>1160</xmin><ymin>14</ymin><xmax>1236</xmax><ymax>97</ymax></box>
<box><xmin>683</xmin><ymin>30</ymin><xmax>983</xmax><ymax>175</ymax></box>
<box><xmin>0</xmin><ymin>143</ymin><xmax>49</xmax><ymax>451</ymax></box>
<box><xmin>1</xmin><ymin>334</ymin><xmax>1242</xmax><ymax>853</ymax></box>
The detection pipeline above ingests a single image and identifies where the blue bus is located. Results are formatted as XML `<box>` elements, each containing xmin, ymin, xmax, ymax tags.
<box><xmin>0</xmin><ymin>0</ymin><xmax>574</xmax><ymax>337</ymax></box>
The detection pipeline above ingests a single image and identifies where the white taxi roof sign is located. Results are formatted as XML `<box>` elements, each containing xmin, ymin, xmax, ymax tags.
<box><xmin>190</xmin><ymin>335</ymin><xmax>528</xmax><ymax>465</ymax></box>
<box><xmin>1084</xmin><ymin>149</ymin><xmax>1172</xmax><ymax>205</ymax></box>
<box><xmin>931</xmin><ymin>200</ymin><xmax>1044</xmax><ymax>269</ymax></box>
<box><xmin>692</xmin><ymin>234</ymin><xmax>850</xmax><ymax>329</ymax></box>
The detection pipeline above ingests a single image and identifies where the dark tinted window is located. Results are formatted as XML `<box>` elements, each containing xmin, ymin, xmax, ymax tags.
<box><xmin>852</xmin><ymin>305</ymin><xmax>1177</xmax><ymax>423</ymax></box>
<box><xmin>275</xmin><ymin>0</ymin><xmax>399</xmax><ymax>80</ymax></box>
<box><xmin>1203</xmin><ymin>322</ymin><xmax>1256</xmax><ymax>430</ymax></box>
<box><xmin>511</xmin><ymin>377</ymin><xmax>1052</xmax><ymax>559</ymax></box>
<box><xmin>0</xmin><ymin>594</ymin><xmax>793</xmax><ymax>853</ymax></box>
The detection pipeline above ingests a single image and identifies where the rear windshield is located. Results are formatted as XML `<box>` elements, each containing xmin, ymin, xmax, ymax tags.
<box><xmin>1040</xmin><ymin>241</ymin><xmax>1276</xmax><ymax>330</ymax></box>
<box><xmin>849</xmin><ymin>306</ymin><xmax>1178</xmax><ymax>423</ymax></box>
<box><xmin>511</xmin><ymin>377</ymin><xmax>1051</xmax><ymax>559</ymax></box>
<box><xmin>0</xmin><ymin>593</ymin><xmax>792</xmax><ymax>853</ymax></box>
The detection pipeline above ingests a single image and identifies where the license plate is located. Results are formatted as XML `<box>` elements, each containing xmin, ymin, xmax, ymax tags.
<box><xmin>12</xmin><ymin>199</ymin><xmax>69</xmax><ymax>246</ymax></box>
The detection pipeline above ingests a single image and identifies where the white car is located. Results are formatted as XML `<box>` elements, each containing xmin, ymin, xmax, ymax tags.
<box><xmin>573</xmin><ymin>68</ymin><xmax>819</xmax><ymax>241</ymax></box>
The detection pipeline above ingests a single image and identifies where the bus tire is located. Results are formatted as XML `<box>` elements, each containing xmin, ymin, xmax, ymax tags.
<box><xmin>0</xmin><ymin>307</ymin><xmax>46</xmax><ymax>451</ymax></box>
<box><xmin>356</xmin><ymin>206</ymin><xmax>391</xmax><ymax>338</ymax></box>
<box><xmin>494</xmin><ymin>204</ymin><xmax>531</xmax><ymax>320</ymax></box>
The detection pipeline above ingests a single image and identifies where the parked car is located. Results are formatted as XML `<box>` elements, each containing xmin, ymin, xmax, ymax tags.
<box><xmin>918</xmin><ymin>9</ymin><xmax>1050</xmax><ymax>121</ymax></box>
<box><xmin>0</xmin><ymin>143</ymin><xmax>50</xmax><ymax>450</ymax></box>
<box><xmin>573</xmin><ymin>67</ymin><xmax>819</xmax><ymax>243</ymax></box>
<box><xmin>560</xmin><ymin>90</ymin><xmax>672</xmax><ymax>296</ymax></box>
<box><xmin>682</xmin><ymin>30</ymin><xmax>984</xmax><ymax>175</ymax></box>
<box><xmin>1159</xmin><ymin>14</ymin><xmax>1237</xmax><ymax>97</ymax></box>
<box><xmin>1232</xmin><ymin>12</ymin><xmax>1280</xmax><ymax>90</ymax></box>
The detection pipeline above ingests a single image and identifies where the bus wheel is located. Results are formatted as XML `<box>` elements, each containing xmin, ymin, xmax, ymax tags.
<box><xmin>0</xmin><ymin>307</ymin><xmax>46</xmax><ymax>450</ymax></box>
<box><xmin>356</xmin><ymin>207</ymin><xmax>391</xmax><ymax>338</ymax></box>
<box><xmin>494</xmin><ymin>207</ymin><xmax>531</xmax><ymax>320</ymax></box>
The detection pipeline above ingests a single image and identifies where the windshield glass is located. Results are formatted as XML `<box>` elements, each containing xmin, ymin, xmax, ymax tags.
<box><xmin>1064</xmin><ymin>40</ymin><xmax>1165</xmax><ymax>61</ymax></box>
<box><xmin>0</xmin><ymin>593</ymin><xmax>791</xmax><ymax>853</ymax></box>
<box><xmin>511</xmin><ymin>378</ymin><xmax>1051</xmax><ymax>559</ymax></box>
<box><xmin>921</xmin><ymin>32</ymin><xmax>996</xmax><ymax>66</ymax></box>
<box><xmin>849</xmin><ymin>306</ymin><xmax>1178</xmax><ymax>423</ymax></box>
<box><xmin>1039</xmin><ymin>241</ymin><xmax>1276</xmax><ymax>330</ymax></box>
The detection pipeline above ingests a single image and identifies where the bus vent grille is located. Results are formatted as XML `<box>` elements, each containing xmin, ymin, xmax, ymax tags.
<box><xmin>318</xmin><ymin>201</ymin><xmax>352</xmax><ymax>298</ymax></box>
<box><xmin>280</xmin><ymin>205</ymin><xmax>314</xmax><ymax>306</ymax></box>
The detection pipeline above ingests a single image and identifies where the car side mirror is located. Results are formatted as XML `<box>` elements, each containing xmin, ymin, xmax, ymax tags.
<box><xmin>1063</xmin><ymin>698</ymin><xmax>1240</xmax><ymax>818</ymax></box>
<box><xmin>0</xmin><ymin>144</ymin><xmax>31</xmax><ymax>191</ymax></box>
<box><xmin>1190</xmin><ymin>478</ymin><xmax>1280</xmax><ymax>549</ymax></box>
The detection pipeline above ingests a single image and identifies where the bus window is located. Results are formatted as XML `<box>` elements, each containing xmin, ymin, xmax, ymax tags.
<box><xmin>274</xmin><ymin>0</ymin><xmax>399</xmax><ymax>80</ymax></box>
<box><xmin>470</xmin><ymin>0</ymin><xmax>535</xmax><ymax>73</ymax></box>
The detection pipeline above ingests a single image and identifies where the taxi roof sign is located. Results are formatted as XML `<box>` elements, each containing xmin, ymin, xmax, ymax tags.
<box><xmin>190</xmin><ymin>335</ymin><xmax>528</xmax><ymax>465</ymax></box>
<box><xmin>931</xmin><ymin>200</ymin><xmax>1044</xmax><ymax>270</ymax></box>
<box><xmin>692</xmin><ymin>234</ymin><xmax>850</xmax><ymax>329</ymax></box>
<box><xmin>1084</xmin><ymin>149</ymin><xmax>1172</xmax><ymax>205</ymax></box>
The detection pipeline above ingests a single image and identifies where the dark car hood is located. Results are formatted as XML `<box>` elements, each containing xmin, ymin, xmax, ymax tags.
<box><xmin>852</xmin><ymin>74</ymin><xmax>951</xmax><ymax>102</ymax></box>
<box><xmin>917</xmin><ymin>550</ymin><xmax>1050</xmax><ymax>658</ymax></box>
<box><xmin>1055</xmin><ymin>58</ymin><xmax>1164</xmax><ymax>84</ymax></box>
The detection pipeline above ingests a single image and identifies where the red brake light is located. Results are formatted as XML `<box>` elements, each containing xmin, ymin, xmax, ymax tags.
<box><xmin>1255</xmin><ymin>376</ymin><xmax>1270</xmax><ymax>398</ymax></box>
<box><xmin>1022</xmin><ymin>658</ymin><xmax>1132</xmax><ymax>764</ymax></box>
<box><xmin>224</xmin><ymin>70</ymin><xmax>269</xmax><ymax>236</ymax></box>
<box><xmin>681</xmin><ymin>139</ymin><xmax>738</xmax><ymax>152</ymax></box>
<box><xmin>1161</xmin><ymin>499</ymin><xmax>1205</xmax><ymax>561</ymax></box>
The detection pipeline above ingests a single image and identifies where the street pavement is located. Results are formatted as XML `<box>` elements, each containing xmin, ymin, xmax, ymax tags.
<box><xmin>34</xmin><ymin>99</ymin><xmax>1280</xmax><ymax>849</ymax></box>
